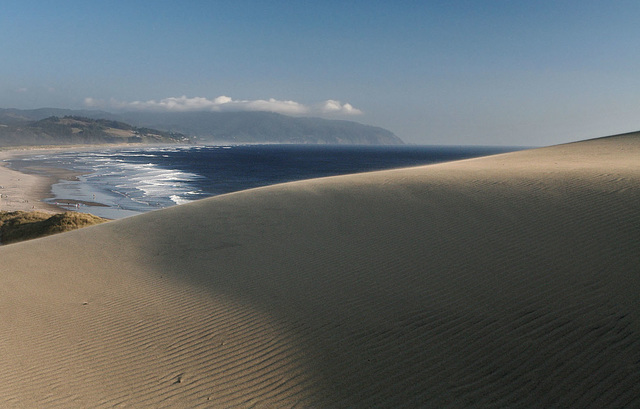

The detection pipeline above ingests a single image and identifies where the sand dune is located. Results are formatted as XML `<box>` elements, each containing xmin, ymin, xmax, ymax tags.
<box><xmin>0</xmin><ymin>134</ymin><xmax>639</xmax><ymax>407</ymax></box>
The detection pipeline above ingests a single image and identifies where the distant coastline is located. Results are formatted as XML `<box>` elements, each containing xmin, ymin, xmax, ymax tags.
<box><xmin>0</xmin><ymin>108</ymin><xmax>403</xmax><ymax>146</ymax></box>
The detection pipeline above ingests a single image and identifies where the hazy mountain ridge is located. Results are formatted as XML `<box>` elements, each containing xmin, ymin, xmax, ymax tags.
<box><xmin>0</xmin><ymin>108</ymin><xmax>403</xmax><ymax>145</ymax></box>
<box><xmin>116</xmin><ymin>111</ymin><xmax>404</xmax><ymax>145</ymax></box>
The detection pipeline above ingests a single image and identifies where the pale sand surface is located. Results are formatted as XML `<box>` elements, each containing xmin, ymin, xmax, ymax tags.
<box><xmin>0</xmin><ymin>135</ymin><xmax>639</xmax><ymax>407</ymax></box>
<box><xmin>0</xmin><ymin>149</ymin><xmax>61</xmax><ymax>212</ymax></box>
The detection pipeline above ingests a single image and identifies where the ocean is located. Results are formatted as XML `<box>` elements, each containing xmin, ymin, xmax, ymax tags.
<box><xmin>7</xmin><ymin>144</ymin><xmax>520</xmax><ymax>219</ymax></box>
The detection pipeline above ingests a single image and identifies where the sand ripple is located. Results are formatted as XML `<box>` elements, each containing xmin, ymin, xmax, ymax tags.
<box><xmin>0</xmin><ymin>135</ymin><xmax>639</xmax><ymax>407</ymax></box>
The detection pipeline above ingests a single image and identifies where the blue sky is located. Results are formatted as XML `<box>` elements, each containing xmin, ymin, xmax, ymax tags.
<box><xmin>2</xmin><ymin>1</ymin><xmax>640</xmax><ymax>146</ymax></box>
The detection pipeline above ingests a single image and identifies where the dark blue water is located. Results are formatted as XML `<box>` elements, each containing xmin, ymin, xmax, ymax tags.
<box><xmin>130</xmin><ymin>144</ymin><xmax>517</xmax><ymax>195</ymax></box>
<box><xmin>8</xmin><ymin>144</ymin><xmax>521</xmax><ymax>218</ymax></box>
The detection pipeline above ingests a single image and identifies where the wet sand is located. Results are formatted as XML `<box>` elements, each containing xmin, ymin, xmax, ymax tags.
<box><xmin>0</xmin><ymin>149</ymin><xmax>63</xmax><ymax>212</ymax></box>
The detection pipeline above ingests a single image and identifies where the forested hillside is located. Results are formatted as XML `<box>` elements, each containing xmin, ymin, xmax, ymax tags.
<box><xmin>0</xmin><ymin>114</ymin><xmax>189</xmax><ymax>147</ymax></box>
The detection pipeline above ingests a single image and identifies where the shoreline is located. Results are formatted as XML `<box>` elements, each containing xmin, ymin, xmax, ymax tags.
<box><xmin>0</xmin><ymin>143</ymin><xmax>166</xmax><ymax>214</ymax></box>
<box><xmin>0</xmin><ymin>150</ymin><xmax>62</xmax><ymax>213</ymax></box>
<box><xmin>1</xmin><ymin>143</ymin><xmax>518</xmax><ymax>219</ymax></box>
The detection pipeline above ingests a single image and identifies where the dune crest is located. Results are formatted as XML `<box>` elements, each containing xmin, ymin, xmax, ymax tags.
<box><xmin>0</xmin><ymin>134</ymin><xmax>639</xmax><ymax>407</ymax></box>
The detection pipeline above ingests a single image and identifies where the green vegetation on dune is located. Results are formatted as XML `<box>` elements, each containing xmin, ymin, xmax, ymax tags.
<box><xmin>0</xmin><ymin>211</ymin><xmax>108</xmax><ymax>244</ymax></box>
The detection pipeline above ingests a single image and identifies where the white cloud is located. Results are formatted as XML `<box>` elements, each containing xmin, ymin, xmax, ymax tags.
<box><xmin>84</xmin><ymin>95</ymin><xmax>362</xmax><ymax>116</ymax></box>
<box><xmin>319</xmin><ymin>99</ymin><xmax>363</xmax><ymax>115</ymax></box>
<box><xmin>84</xmin><ymin>97</ymin><xmax>101</xmax><ymax>107</ymax></box>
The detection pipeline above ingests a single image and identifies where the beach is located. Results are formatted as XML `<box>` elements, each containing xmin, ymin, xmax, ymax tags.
<box><xmin>0</xmin><ymin>134</ymin><xmax>638</xmax><ymax>407</ymax></box>
<box><xmin>0</xmin><ymin>148</ymin><xmax>64</xmax><ymax>213</ymax></box>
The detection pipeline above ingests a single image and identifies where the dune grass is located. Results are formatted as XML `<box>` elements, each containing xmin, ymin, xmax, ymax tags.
<box><xmin>0</xmin><ymin>211</ymin><xmax>108</xmax><ymax>244</ymax></box>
